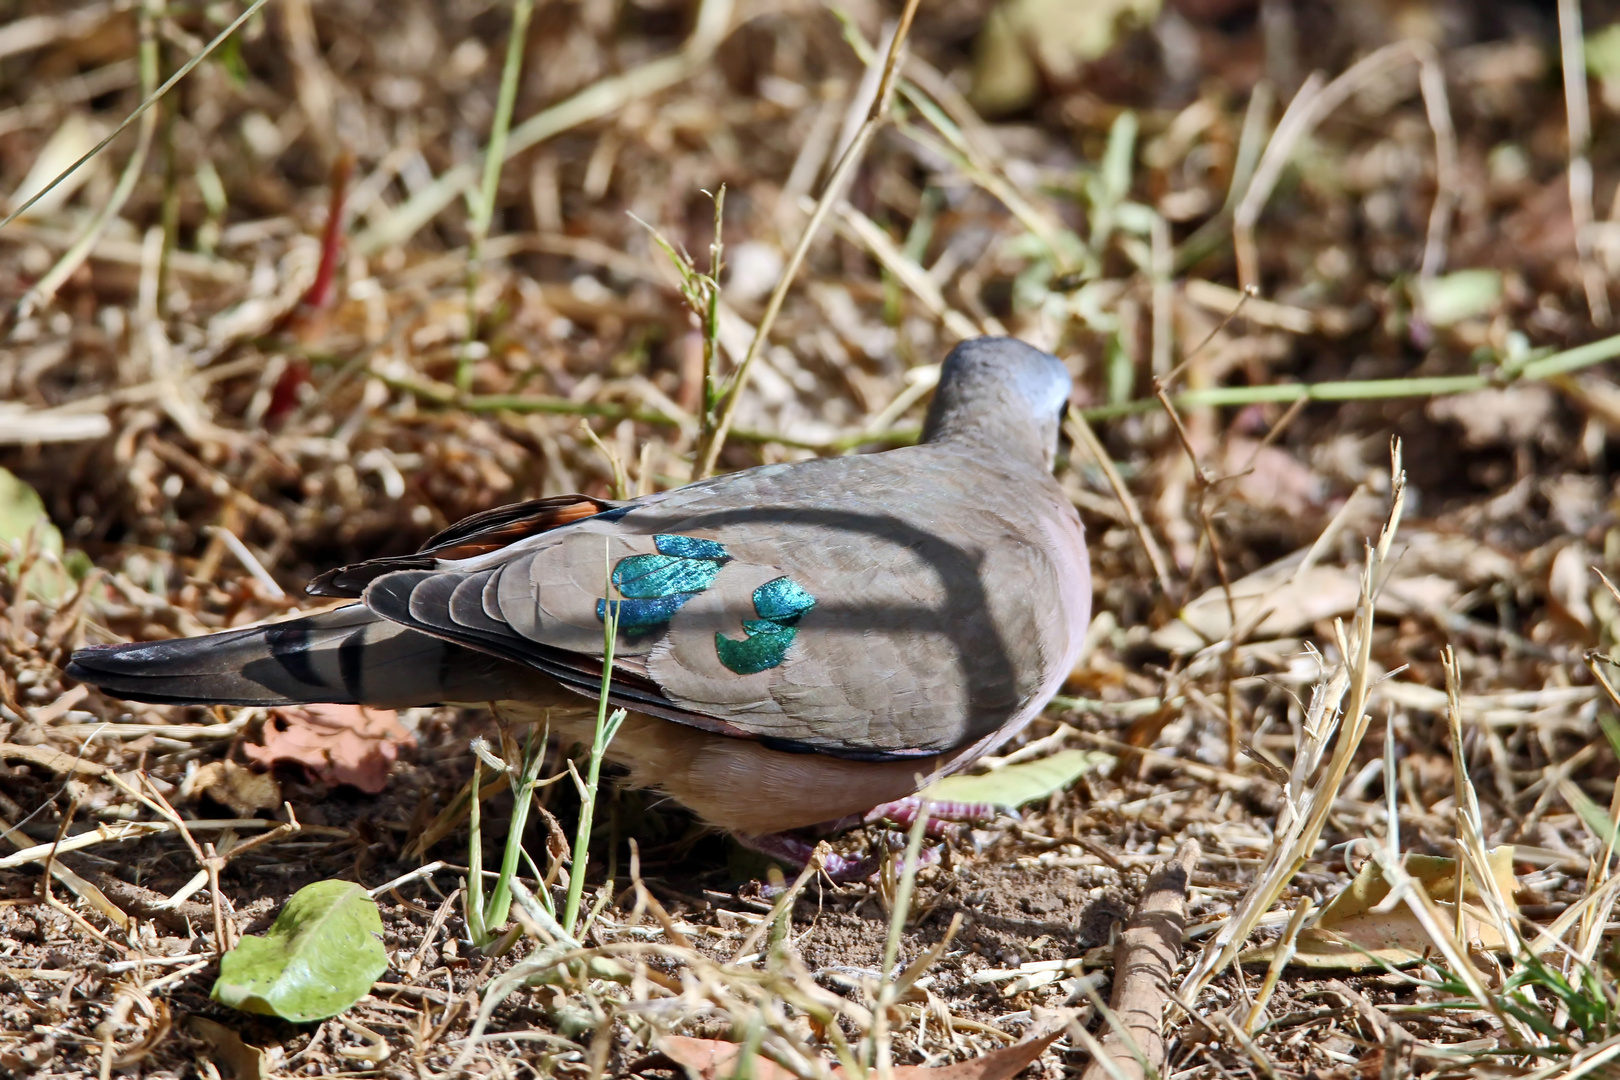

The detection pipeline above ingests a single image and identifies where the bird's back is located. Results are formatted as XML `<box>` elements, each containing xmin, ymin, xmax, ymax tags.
<box><xmin>364</xmin><ymin>442</ymin><xmax>1090</xmax><ymax>760</ymax></box>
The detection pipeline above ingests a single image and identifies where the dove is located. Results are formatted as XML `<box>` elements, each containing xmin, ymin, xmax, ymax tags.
<box><xmin>67</xmin><ymin>337</ymin><xmax>1092</xmax><ymax>862</ymax></box>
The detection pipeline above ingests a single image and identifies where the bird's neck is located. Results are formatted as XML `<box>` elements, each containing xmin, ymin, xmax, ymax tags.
<box><xmin>922</xmin><ymin>413</ymin><xmax>1056</xmax><ymax>474</ymax></box>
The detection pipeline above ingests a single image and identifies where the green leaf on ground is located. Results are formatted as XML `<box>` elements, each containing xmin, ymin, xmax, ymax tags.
<box><xmin>0</xmin><ymin>466</ymin><xmax>80</xmax><ymax>601</ymax></box>
<box><xmin>212</xmin><ymin>880</ymin><xmax>388</xmax><ymax>1021</ymax></box>
<box><xmin>0</xmin><ymin>467</ymin><xmax>62</xmax><ymax>558</ymax></box>
<box><xmin>923</xmin><ymin>749</ymin><xmax>1110</xmax><ymax>809</ymax></box>
<box><xmin>1417</xmin><ymin>269</ymin><xmax>1502</xmax><ymax>327</ymax></box>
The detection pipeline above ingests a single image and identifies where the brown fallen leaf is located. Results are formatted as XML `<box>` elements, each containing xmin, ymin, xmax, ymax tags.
<box><xmin>243</xmin><ymin>704</ymin><xmax>414</xmax><ymax>794</ymax></box>
<box><xmin>653</xmin><ymin>1027</ymin><xmax>1064</xmax><ymax>1079</ymax></box>
<box><xmin>1547</xmin><ymin>541</ymin><xmax>1597</xmax><ymax>636</ymax></box>
<box><xmin>187</xmin><ymin>1017</ymin><xmax>270</xmax><ymax>1080</ymax></box>
<box><xmin>180</xmin><ymin>760</ymin><xmax>282</xmax><ymax>816</ymax></box>
<box><xmin>1240</xmin><ymin>848</ymin><xmax>1520</xmax><ymax>971</ymax></box>
<box><xmin>1152</xmin><ymin>527</ymin><xmax>1517</xmax><ymax>653</ymax></box>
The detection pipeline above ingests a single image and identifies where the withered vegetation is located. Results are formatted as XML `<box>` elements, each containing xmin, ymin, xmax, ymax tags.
<box><xmin>4</xmin><ymin>0</ymin><xmax>1620</xmax><ymax>1076</ymax></box>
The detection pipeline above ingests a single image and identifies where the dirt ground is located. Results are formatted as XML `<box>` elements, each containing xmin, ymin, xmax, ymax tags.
<box><xmin>5</xmin><ymin>0</ymin><xmax>1620</xmax><ymax>1075</ymax></box>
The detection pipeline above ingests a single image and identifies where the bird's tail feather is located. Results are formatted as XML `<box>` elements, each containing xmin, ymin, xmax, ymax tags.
<box><xmin>66</xmin><ymin>604</ymin><xmax>540</xmax><ymax>708</ymax></box>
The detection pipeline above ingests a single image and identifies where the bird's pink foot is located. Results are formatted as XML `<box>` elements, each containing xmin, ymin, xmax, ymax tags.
<box><xmin>860</xmin><ymin>795</ymin><xmax>1005</xmax><ymax>834</ymax></box>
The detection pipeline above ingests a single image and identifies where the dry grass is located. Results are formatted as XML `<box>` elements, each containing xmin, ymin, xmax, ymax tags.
<box><xmin>5</xmin><ymin>0</ymin><xmax>1620</xmax><ymax>1076</ymax></box>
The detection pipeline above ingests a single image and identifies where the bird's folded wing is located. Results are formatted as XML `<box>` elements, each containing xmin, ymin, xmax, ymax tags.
<box><xmin>347</xmin><ymin>504</ymin><xmax>1029</xmax><ymax>760</ymax></box>
<box><xmin>311</xmin><ymin>456</ymin><xmax>1059</xmax><ymax>762</ymax></box>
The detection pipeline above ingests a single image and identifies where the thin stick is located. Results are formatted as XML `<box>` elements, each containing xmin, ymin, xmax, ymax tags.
<box><xmin>1065</xmin><ymin>407</ymin><xmax>1172</xmax><ymax>598</ymax></box>
<box><xmin>1234</xmin><ymin>41</ymin><xmax>1456</xmax><ymax>291</ymax></box>
<box><xmin>1559</xmin><ymin>0</ymin><xmax>1611</xmax><ymax>326</ymax></box>
<box><xmin>1242</xmin><ymin>895</ymin><xmax>1314</xmax><ymax>1033</ymax></box>
<box><xmin>15</xmin><ymin>0</ymin><xmax>161</xmax><ymax>319</ymax></box>
<box><xmin>693</xmin><ymin>0</ymin><xmax>921</xmax><ymax>479</ymax></box>
<box><xmin>1081</xmin><ymin>840</ymin><xmax>1200</xmax><ymax>1080</ymax></box>
<box><xmin>1152</xmin><ymin>339</ymin><xmax>1242</xmax><ymax>761</ymax></box>
<box><xmin>1414</xmin><ymin>44</ymin><xmax>1458</xmax><ymax>279</ymax></box>
<box><xmin>0</xmin><ymin>0</ymin><xmax>271</xmax><ymax>234</ymax></box>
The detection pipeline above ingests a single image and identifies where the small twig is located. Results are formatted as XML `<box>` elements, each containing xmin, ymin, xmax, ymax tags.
<box><xmin>202</xmin><ymin>841</ymin><xmax>231</xmax><ymax>955</ymax></box>
<box><xmin>1559</xmin><ymin>0</ymin><xmax>1612</xmax><ymax>326</ymax></box>
<box><xmin>693</xmin><ymin>0</ymin><xmax>921</xmax><ymax>479</ymax></box>
<box><xmin>1065</xmin><ymin>407</ymin><xmax>1172</xmax><ymax>599</ymax></box>
<box><xmin>1151</xmin><ymin>331</ymin><xmax>1242</xmax><ymax>762</ymax></box>
<box><xmin>204</xmin><ymin>526</ymin><xmax>284</xmax><ymax>599</ymax></box>
<box><xmin>1242</xmin><ymin>895</ymin><xmax>1313</xmax><ymax>1032</ymax></box>
<box><xmin>1234</xmin><ymin>41</ymin><xmax>1456</xmax><ymax>291</ymax></box>
<box><xmin>15</xmin><ymin>0</ymin><xmax>161</xmax><ymax>319</ymax></box>
<box><xmin>1081</xmin><ymin>840</ymin><xmax>1200</xmax><ymax>1080</ymax></box>
<box><xmin>123</xmin><ymin>773</ymin><xmax>232</xmax><ymax>958</ymax></box>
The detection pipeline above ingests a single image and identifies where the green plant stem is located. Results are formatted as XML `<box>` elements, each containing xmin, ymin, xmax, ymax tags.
<box><xmin>699</xmin><ymin>186</ymin><xmax>725</xmax><ymax>448</ymax></box>
<box><xmin>381</xmin><ymin>329</ymin><xmax>1620</xmax><ymax>455</ymax></box>
<box><xmin>370</xmin><ymin>370</ymin><xmax>865</xmax><ymax>450</ymax></box>
<box><xmin>483</xmin><ymin>732</ymin><xmax>545</xmax><ymax>938</ymax></box>
<box><xmin>1080</xmin><ymin>332</ymin><xmax>1620</xmax><ymax>420</ymax></box>
<box><xmin>563</xmin><ymin>549</ymin><xmax>626</xmax><ymax>937</ymax></box>
<box><xmin>460</xmin><ymin>0</ymin><xmax>536</xmax><ymax>393</ymax></box>
<box><xmin>692</xmin><ymin>0</ymin><xmax>921</xmax><ymax>479</ymax></box>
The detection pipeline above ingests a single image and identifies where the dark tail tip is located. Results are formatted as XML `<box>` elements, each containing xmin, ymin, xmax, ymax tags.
<box><xmin>63</xmin><ymin>634</ymin><xmax>308</xmax><ymax>707</ymax></box>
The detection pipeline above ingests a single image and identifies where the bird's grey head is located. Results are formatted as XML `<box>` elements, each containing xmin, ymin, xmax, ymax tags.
<box><xmin>920</xmin><ymin>337</ymin><xmax>1073</xmax><ymax>470</ymax></box>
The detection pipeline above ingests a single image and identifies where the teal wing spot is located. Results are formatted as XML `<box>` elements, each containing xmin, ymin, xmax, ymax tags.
<box><xmin>715</xmin><ymin>576</ymin><xmax>816</xmax><ymax>674</ymax></box>
<box><xmin>612</xmin><ymin>554</ymin><xmax>722</xmax><ymax>599</ymax></box>
<box><xmin>598</xmin><ymin>594</ymin><xmax>698</xmax><ymax>633</ymax></box>
<box><xmin>654</xmin><ymin>534</ymin><xmax>729</xmax><ymax>561</ymax></box>
<box><xmin>751</xmin><ymin>577</ymin><xmax>815</xmax><ymax>621</ymax></box>
<box><xmin>715</xmin><ymin>622</ymin><xmax>797</xmax><ymax>675</ymax></box>
<box><xmin>598</xmin><ymin>534</ymin><xmax>730</xmax><ymax>633</ymax></box>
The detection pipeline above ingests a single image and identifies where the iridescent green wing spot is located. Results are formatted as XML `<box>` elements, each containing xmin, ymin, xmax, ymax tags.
<box><xmin>596</xmin><ymin>594</ymin><xmax>696</xmax><ymax>632</ymax></box>
<box><xmin>715</xmin><ymin>576</ymin><xmax>816</xmax><ymax>674</ymax></box>
<box><xmin>596</xmin><ymin>535</ymin><xmax>730</xmax><ymax>635</ymax></box>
